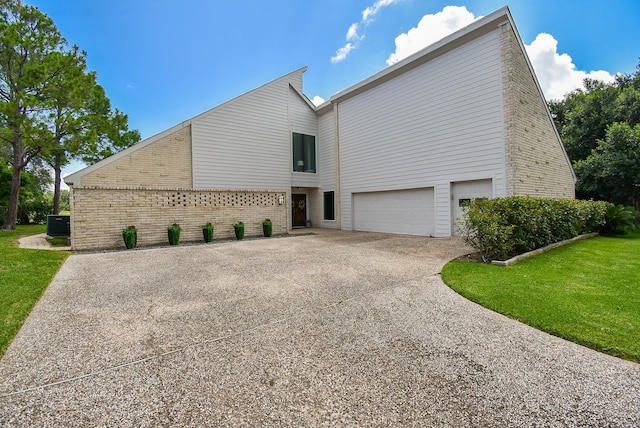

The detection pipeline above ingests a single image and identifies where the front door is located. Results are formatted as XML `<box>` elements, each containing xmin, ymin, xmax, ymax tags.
<box><xmin>292</xmin><ymin>194</ymin><xmax>307</xmax><ymax>227</ymax></box>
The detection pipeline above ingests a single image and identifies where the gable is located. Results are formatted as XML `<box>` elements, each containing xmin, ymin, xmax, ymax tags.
<box><xmin>500</xmin><ymin>21</ymin><xmax>576</xmax><ymax>198</ymax></box>
<box><xmin>65</xmin><ymin>68</ymin><xmax>309</xmax><ymax>189</ymax></box>
<box><xmin>73</xmin><ymin>125</ymin><xmax>192</xmax><ymax>188</ymax></box>
<box><xmin>190</xmin><ymin>70</ymin><xmax>311</xmax><ymax>190</ymax></box>
<box><xmin>288</xmin><ymin>84</ymin><xmax>318</xmax><ymax>136</ymax></box>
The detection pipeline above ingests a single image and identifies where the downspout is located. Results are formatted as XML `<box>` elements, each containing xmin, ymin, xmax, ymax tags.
<box><xmin>333</xmin><ymin>102</ymin><xmax>342</xmax><ymax>229</ymax></box>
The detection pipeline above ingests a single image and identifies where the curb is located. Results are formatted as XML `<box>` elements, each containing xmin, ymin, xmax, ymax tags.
<box><xmin>491</xmin><ymin>232</ymin><xmax>599</xmax><ymax>266</ymax></box>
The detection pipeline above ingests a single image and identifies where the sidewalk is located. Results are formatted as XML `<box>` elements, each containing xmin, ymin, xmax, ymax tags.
<box><xmin>18</xmin><ymin>233</ymin><xmax>71</xmax><ymax>251</ymax></box>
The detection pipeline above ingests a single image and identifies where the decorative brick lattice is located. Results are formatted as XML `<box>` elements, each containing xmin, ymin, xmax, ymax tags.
<box><xmin>161</xmin><ymin>192</ymin><xmax>281</xmax><ymax>208</ymax></box>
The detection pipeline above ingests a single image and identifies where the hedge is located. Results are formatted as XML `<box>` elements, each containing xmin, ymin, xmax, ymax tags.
<box><xmin>458</xmin><ymin>197</ymin><xmax>614</xmax><ymax>262</ymax></box>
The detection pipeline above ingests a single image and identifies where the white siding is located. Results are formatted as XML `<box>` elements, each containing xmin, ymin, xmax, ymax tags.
<box><xmin>338</xmin><ymin>30</ymin><xmax>506</xmax><ymax>235</ymax></box>
<box><xmin>318</xmin><ymin>111</ymin><xmax>336</xmax><ymax>189</ymax></box>
<box><xmin>288</xmin><ymin>86</ymin><xmax>317</xmax><ymax>135</ymax></box>
<box><xmin>318</xmin><ymin>111</ymin><xmax>337</xmax><ymax>228</ymax></box>
<box><xmin>289</xmin><ymin>86</ymin><xmax>320</xmax><ymax>188</ymax></box>
<box><xmin>191</xmin><ymin>71</ymin><xmax>303</xmax><ymax>190</ymax></box>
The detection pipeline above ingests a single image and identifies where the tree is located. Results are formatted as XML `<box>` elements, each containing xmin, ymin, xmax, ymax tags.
<box><xmin>59</xmin><ymin>188</ymin><xmax>69</xmax><ymax>211</ymax></box>
<box><xmin>550</xmin><ymin>79</ymin><xmax>621</xmax><ymax>162</ymax></box>
<box><xmin>0</xmin><ymin>1</ymin><xmax>139</xmax><ymax>225</ymax></box>
<box><xmin>549</xmin><ymin>60</ymin><xmax>640</xmax><ymax>203</ymax></box>
<box><xmin>40</xmin><ymin>50</ymin><xmax>139</xmax><ymax>214</ymax></box>
<box><xmin>0</xmin><ymin>1</ymin><xmax>67</xmax><ymax>229</ymax></box>
<box><xmin>574</xmin><ymin>122</ymin><xmax>640</xmax><ymax>208</ymax></box>
<box><xmin>0</xmin><ymin>158</ymin><xmax>52</xmax><ymax>224</ymax></box>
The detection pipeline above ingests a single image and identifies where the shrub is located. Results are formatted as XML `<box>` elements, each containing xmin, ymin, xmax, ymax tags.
<box><xmin>460</xmin><ymin>197</ymin><xmax>611</xmax><ymax>262</ymax></box>
<box><xmin>575</xmin><ymin>199</ymin><xmax>608</xmax><ymax>234</ymax></box>
<box><xmin>599</xmin><ymin>204</ymin><xmax>639</xmax><ymax>235</ymax></box>
<box><xmin>17</xmin><ymin>195</ymin><xmax>53</xmax><ymax>224</ymax></box>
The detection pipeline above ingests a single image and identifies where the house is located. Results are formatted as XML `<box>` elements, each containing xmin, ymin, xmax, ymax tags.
<box><xmin>64</xmin><ymin>6</ymin><xmax>575</xmax><ymax>251</ymax></box>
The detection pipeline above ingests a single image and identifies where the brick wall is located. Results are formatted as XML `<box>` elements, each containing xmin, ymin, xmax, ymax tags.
<box><xmin>70</xmin><ymin>187</ymin><xmax>287</xmax><ymax>251</ymax></box>
<box><xmin>70</xmin><ymin>124</ymin><xmax>290</xmax><ymax>250</ymax></box>
<box><xmin>500</xmin><ymin>22</ymin><xmax>575</xmax><ymax>198</ymax></box>
<box><xmin>80</xmin><ymin>125</ymin><xmax>193</xmax><ymax>188</ymax></box>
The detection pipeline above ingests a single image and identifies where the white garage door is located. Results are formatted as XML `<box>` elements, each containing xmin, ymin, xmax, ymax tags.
<box><xmin>451</xmin><ymin>179</ymin><xmax>493</xmax><ymax>235</ymax></box>
<box><xmin>353</xmin><ymin>188</ymin><xmax>434</xmax><ymax>236</ymax></box>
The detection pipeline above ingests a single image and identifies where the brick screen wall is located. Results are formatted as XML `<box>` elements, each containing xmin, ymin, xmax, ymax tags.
<box><xmin>70</xmin><ymin>187</ymin><xmax>287</xmax><ymax>251</ymax></box>
<box><xmin>70</xmin><ymin>124</ymin><xmax>288</xmax><ymax>251</ymax></box>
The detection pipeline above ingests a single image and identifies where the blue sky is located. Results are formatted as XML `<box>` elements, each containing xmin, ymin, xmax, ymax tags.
<box><xmin>23</xmin><ymin>0</ymin><xmax>640</xmax><ymax>179</ymax></box>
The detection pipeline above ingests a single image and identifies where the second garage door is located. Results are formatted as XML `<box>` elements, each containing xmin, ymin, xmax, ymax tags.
<box><xmin>451</xmin><ymin>179</ymin><xmax>493</xmax><ymax>235</ymax></box>
<box><xmin>353</xmin><ymin>188</ymin><xmax>434</xmax><ymax>236</ymax></box>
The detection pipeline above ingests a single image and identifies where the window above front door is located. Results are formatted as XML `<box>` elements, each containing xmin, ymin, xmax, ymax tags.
<box><xmin>292</xmin><ymin>132</ymin><xmax>316</xmax><ymax>173</ymax></box>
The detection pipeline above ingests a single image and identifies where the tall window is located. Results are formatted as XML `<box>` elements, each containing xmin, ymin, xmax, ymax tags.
<box><xmin>323</xmin><ymin>191</ymin><xmax>335</xmax><ymax>221</ymax></box>
<box><xmin>292</xmin><ymin>132</ymin><xmax>316</xmax><ymax>173</ymax></box>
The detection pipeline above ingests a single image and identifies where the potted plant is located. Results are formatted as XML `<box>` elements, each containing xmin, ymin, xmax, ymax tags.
<box><xmin>262</xmin><ymin>219</ymin><xmax>272</xmax><ymax>237</ymax></box>
<box><xmin>122</xmin><ymin>225</ymin><xmax>137</xmax><ymax>249</ymax></box>
<box><xmin>233</xmin><ymin>221</ymin><xmax>245</xmax><ymax>240</ymax></box>
<box><xmin>167</xmin><ymin>223</ymin><xmax>181</xmax><ymax>245</ymax></box>
<box><xmin>202</xmin><ymin>222</ymin><xmax>214</xmax><ymax>243</ymax></box>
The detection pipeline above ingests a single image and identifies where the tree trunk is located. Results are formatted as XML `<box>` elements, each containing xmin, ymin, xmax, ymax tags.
<box><xmin>3</xmin><ymin>138</ymin><xmax>23</xmax><ymax>230</ymax></box>
<box><xmin>52</xmin><ymin>153</ymin><xmax>62</xmax><ymax>215</ymax></box>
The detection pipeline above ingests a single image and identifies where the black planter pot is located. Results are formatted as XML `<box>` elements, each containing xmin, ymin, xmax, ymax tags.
<box><xmin>202</xmin><ymin>227</ymin><xmax>214</xmax><ymax>243</ymax></box>
<box><xmin>122</xmin><ymin>231</ymin><xmax>137</xmax><ymax>249</ymax></box>
<box><xmin>262</xmin><ymin>223</ymin><xmax>272</xmax><ymax>237</ymax></box>
<box><xmin>168</xmin><ymin>228</ymin><xmax>180</xmax><ymax>245</ymax></box>
<box><xmin>234</xmin><ymin>224</ymin><xmax>245</xmax><ymax>240</ymax></box>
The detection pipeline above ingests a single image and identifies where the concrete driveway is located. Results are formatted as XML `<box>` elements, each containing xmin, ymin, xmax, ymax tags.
<box><xmin>1</xmin><ymin>230</ymin><xmax>639</xmax><ymax>426</ymax></box>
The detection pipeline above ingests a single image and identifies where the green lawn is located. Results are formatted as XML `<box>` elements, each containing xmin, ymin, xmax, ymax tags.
<box><xmin>441</xmin><ymin>231</ymin><xmax>640</xmax><ymax>363</ymax></box>
<box><xmin>0</xmin><ymin>225</ymin><xmax>70</xmax><ymax>357</ymax></box>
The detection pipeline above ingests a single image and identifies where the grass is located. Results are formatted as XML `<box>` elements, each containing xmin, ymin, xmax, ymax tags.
<box><xmin>46</xmin><ymin>236</ymin><xmax>70</xmax><ymax>247</ymax></box>
<box><xmin>441</xmin><ymin>231</ymin><xmax>640</xmax><ymax>363</ymax></box>
<box><xmin>0</xmin><ymin>225</ymin><xmax>70</xmax><ymax>357</ymax></box>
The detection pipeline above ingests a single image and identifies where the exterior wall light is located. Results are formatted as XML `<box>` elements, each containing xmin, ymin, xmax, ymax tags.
<box><xmin>278</xmin><ymin>196</ymin><xmax>284</xmax><ymax>205</ymax></box>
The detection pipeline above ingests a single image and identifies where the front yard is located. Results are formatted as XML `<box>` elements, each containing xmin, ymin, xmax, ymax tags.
<box><xmin>442</xmin><ymin>231</ymin><xmax>640</xmax><ymax>363</ymax></box>
<box><xmin>0</xmin><ymin>225</ymin><xmax>70</xmax><ymax>357</ymax></box>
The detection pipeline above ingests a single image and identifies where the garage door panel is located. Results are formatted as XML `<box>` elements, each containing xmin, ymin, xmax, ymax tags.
<box><xmin>353</xmin><ymin>188</ymin><xmax>434</xmax><ymax>236</ymax></box>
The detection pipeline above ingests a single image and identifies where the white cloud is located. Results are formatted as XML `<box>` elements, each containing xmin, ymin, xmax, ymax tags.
<box><xmin>386</xmin><ymin>6</ymin><xmax>479</xmax><ymax>65</ymax></box>
<box><xmin>311</xmin><ymin>95</ymin><xmax>326</xmax><ymax>106</ymax></box>
<box><xmin>331</xmin><ymin>0</ymin><xmax>401</xmax><ymax>63</ymax></box>
<box><xmin>331</xmin><ymin>43</ymin><xmax>355</xmax><ymax>64</ymax></box>
<box><xmin>385</xmin><ymin>6</ymin><xmax>616</xmax><ymax>101</ymax></box>
<box><xmin>363</xmin><ymin>0</ymin><xmax>401</xmax><ymax>23</ymax></box>
<box><xmin>346</xmin><ymin>23</ymin><xmax>361</xmax><ymax>42</ymax></box>
<box><xmin>524</xmin><ymin>33</ymin><xmax>615</xmax><ymax>100</ymax></box>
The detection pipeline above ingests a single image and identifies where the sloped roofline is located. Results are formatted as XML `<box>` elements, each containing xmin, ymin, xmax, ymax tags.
<box><xmin>324</xmin><ymin>6</ymin><xmax>512</xmax><ymax>107</ymax></box>
<box><xmin>64</xmin><ymin>67</ymin><xmax>309</xmax><ymax>185</ymax></box>
<box><xmin>313</xmin><ymin>7</ymin><xmax>512</xmax><ymax>114</ymax></box>
<box><xmin>289</xmin><ymin>83</ymin><xmax>318</xmax><ymax>110</ymax></box>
